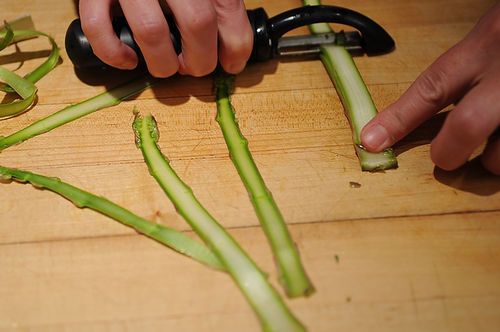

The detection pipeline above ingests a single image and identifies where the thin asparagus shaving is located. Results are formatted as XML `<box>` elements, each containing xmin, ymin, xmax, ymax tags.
<box><xmin>215</xmin><ymin>74</ymin><xmax>314</xmax><ymax>298</ymax></box>
<box><xmin>303</xmin><ymin>0</ymin><xmax>397</xmax><ymax>171</ymax></box>
<box><xmin>0</xmin><ymin>76</ymin><xmax>155</xmax><ymax>151</ymax></box>
<box><xmin>0</xmin><ymin>23</ymin><xmax>14</xmax><ymax>50</ymax></box>
<box><xmin>0</xmin><ymin>16</ymin><xmax>36</xmax><ymax>42</ymax></box>
<box><xmin>0</xmin><ymin>20</ymin><xmax>60</xmax><ymax>117</ymax></box>
<box><xmin>0</xmin><ymin>66</ymin><xmax>37</xmax><ymax>118</ymax></box>
<box><xmin>133</xmin><ymin>112</ymin><xmax>306</xmax><ymax>332</ymax></box>
<box><xmin>0</xmin><ymin>24</ymin><xmax>38</xmax><ymax>118</ymax></box>
<box><xmin>0</xmin><ymin>165</ymin><xmax>223</xmax><ymax>270</ymax></box>
<box><xmin>0</xmin><ymin>29</ymin><xmax>60</xmax><ymax>91</ymax></box>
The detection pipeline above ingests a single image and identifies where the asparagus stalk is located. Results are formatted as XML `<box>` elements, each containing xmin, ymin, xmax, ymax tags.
<box><xmin>215</xmin><ymin>74</ymin><xmax>314</xmax><ymax>298</ymax></box>
<box><xmin>0</xmin><ymin>76</ymin><xmax>154</xmax><ymax>151</ymax></box>
<box><xmin>0</xmin><ymin>165</ymin><xmax>223</xmax><ymax>270</ymax></box>
<box><xmin>133</xmin><ymin>112</ymin><xmax>306</xmax><ymax>332</ymax></box>
<box><xmin>303</xmin><ymin>0</ymin><xmax>398</xmax><ymax>171</ymax></box>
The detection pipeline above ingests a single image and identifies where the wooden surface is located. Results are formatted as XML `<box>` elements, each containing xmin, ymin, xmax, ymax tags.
<box><xmin>1</xmin><ymin>0</ymin><xmax>499</xmax><ymax>331</ymax></box>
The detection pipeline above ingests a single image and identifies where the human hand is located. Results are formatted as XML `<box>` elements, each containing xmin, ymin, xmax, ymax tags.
<box><xmin>79</xmin><ymin>0</ymin><xmax>253</xmax><ymax>77</ymax></box>
<box><xmin>361</xmin><ymin>3</ymin><xmax>500</xmax><ymax>175</ymax></box>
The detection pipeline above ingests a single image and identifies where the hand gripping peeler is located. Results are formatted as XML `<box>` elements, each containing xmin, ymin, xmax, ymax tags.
<box><xmin>65</xmin><ymin>5</ymin><xmax>395</xmax><ymax>69</ymax></box>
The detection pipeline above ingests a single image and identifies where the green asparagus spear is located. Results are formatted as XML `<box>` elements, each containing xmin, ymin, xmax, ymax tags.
<box><xmin>303</xmin><ymin>0</ymin><xmax>398</xmax><ymax>171</ymax></box>
<box><xmin>133</xmin><ymin>112</ymin><xmax>306</xmax><ymax>332</ymax></box>
<box><xmin>0</xmin><ymin>76</ymin><xmax>154</xmax><ymax>150</ymax></box>
<box><xmin>215</xmin><ymin>74</ymin><xmax>314</xmax><ymax>298</ymax></box>
<box><xmin>0</xmin><ymin>165</ymin><xmax>223</xmax><ymax>270</ymax></box>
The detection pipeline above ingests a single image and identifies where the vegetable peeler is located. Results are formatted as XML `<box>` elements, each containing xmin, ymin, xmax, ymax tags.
<box><xmin>65</xmin><ymin>5</ymin><xmax>395</xmax><ymax>69</ymax></box>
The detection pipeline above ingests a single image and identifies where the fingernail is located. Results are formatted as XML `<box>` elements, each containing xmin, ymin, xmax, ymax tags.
<box><xmin>362</xmin><ymin>124</ymin><xmax>391</xmax><ymax>151</ymax></box>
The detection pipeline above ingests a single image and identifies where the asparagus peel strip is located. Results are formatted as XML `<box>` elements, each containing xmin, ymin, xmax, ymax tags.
<box><xmin>303</xmin><ymin>0</ymin><xmax>397</xmax><ymax>171</ymax></box>
<box><xmin>0</xmin><ymin>24</ymin><xmax>37</xmax><ymax>118</ymax></box>
<box><xmin>0</xmin><ymin>66</ymin><xmax>37</xmax><ymax>118</ymax></box>
<box><xmin>0</xmin><ymin>16</ymin><xmax>60</xmax><ymax>90</ymax></box>
<box><xmin>0</xmin><ymin>20</ymin><xmax>60</xmax><ymax>118</ymax></box>
<box><xmin>215</xmin><ymin>74</ymin><xmax>314</xmax><ymax>298</ymax></box>
<box><xmin>0</xmin><ymin>23</ymin><xmax>14</xmax><ymax>50</ymax></box>
<box><xmin>0</xmin><ymin>29</ymin><xmax>60</xmax><ymax>91</ymax></box>
<box><xmin>0</xmin><ymin>165</ymin><xmax>223</xmax><ymax>270</ymax></box>
<box><xmin>133</xmin><ymin>112</ymin><xmax>306</xmax><ymax>332</ymax></box>
<box><xmin>0</xmin><ymin>76</ymin><xmax>155</xmax><ymax>151</ymax></box>
<box><xmin>0</xmin><ymin>16</ymin><xmax>37</xmax><ymax>43</ymax></box>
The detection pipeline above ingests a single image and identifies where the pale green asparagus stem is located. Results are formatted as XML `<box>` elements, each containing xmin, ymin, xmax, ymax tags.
<box><xmin>0</xmin><ymin>165</ymin><xmax>223</xmax><ymax>270</ymax></box>
<box><xmin>215</xmin><ymin>74</ymin><xmax>314</xmax><ymax>298</ymax></box>
<box><xmin>303</xmin><ymin>0</ymin><xmax>397</xmax><ymax>171</ymax></box>
<box><xmin>0</xmin><ymin>76</ymin><xmax>154</xmax><ymax>151</ymax></box>
<box><xmin>133</xmin><ymin>113</ymin><xmax>306</xmax><ymax>332</ymax></box>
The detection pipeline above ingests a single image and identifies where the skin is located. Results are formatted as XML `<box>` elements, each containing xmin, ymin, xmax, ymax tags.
<box><xmin>80</xmin><ymin>1</ymin><xmax>498</xmax><ymax>174</ymax></box>
<box><xmin>79</xmin><ymin>0</ymin><xmax>253</xmax><ymax>77</ymax></box>
<box><xmin>361</xmin><ymin>3</ymin><xmax>500</xmax><ymax>175</ymax></box>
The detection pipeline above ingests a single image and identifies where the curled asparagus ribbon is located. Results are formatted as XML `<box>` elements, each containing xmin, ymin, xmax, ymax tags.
<box><xmin>0</xmin><ymin>17</ymin><xmax>60</xmax><ymax>119</ymax></box>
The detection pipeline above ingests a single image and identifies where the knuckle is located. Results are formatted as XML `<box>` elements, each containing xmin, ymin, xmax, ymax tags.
<box><xmin>85</xmin><ymin>38</ymin><xmax>123</xmax><ymax>65</ymax></box>
<box><xmin>219</xmin><ymin>26</ymin><xmax>253</xmax><ymax>73</ymax></box>
<box><xmin>465</xmin><ymin>7</ymin><xmax>500</xmax><ymax>55</ymax></box>
<box><xmin>414</xmin><ymin>68</ymin><xmax>449</xmax><ymax>107</ymax></box>
<box><xmin>481</xmin><ymin>10</ymin><xmax>500</xmax><ymax>42</ymax></box>
<box><xmin>222</xmin><ymin>41</ymin><xmax>252</xmax><ymax>67</ymax></box>
<box><xmin>226</xmin><ymin>31</ymin><xmax>253</xmax><ymax>55</ymax></box>
<box><xmin>212</xmin><ymin>0</ymin><xmax>243</xmax><ymax>13</ymax></box>
<box><xmin>181</xmin><ymin>8</ymin><xmax>217</xmax><ymax>35</ymax></box>
<box><xmin>133</xmin><ymin>18</ymin><xmax>168</xmax><ymax>45</ymax></box>
<box><xmin>447</xmin><ymin>108</ymin><xmax>484</xmax><ymax>143</ymax></box>
<box><xmin>81</xmin><ymin>17</ymin><xmax>101</xmax><ymax>39</ymax></box>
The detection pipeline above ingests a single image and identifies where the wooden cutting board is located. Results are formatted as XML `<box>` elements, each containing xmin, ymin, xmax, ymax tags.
<box><xmin>1</xmin><ymin>0</ymin><xmax>499</xmax><ymax>331</ymax></box>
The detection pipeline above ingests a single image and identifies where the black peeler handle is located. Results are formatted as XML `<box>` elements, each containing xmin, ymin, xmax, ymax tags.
<box><xmin>65</xmin><ymin>5</ymin><xmax>395</xmax><ymax>69</ymax></box>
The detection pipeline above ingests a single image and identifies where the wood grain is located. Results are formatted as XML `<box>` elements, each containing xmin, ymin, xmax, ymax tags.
<box><xmin>1</xmin><ymin>0</ymin><xmax>499</xmax><ymax>331</ymax></box>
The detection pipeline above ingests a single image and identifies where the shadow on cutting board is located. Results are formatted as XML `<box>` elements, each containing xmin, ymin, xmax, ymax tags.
<box><xmin>433</xmin><ymin>157</ymin><xmax>500</xmax><ymax>196</ymax></box>
<box><xmin>393</xmin><ymin>111</ymin><xmax>499</xmax><ymax>196</ymax></box>
<box><xmin>72</xmin><ymin>59</ymin><xmax>279</xmax><ymax>107</ymax></box>
<box><xmin>393</xmin><ymin>111</ymin><xmax>448</xmax><ymax>156</ymax></box>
